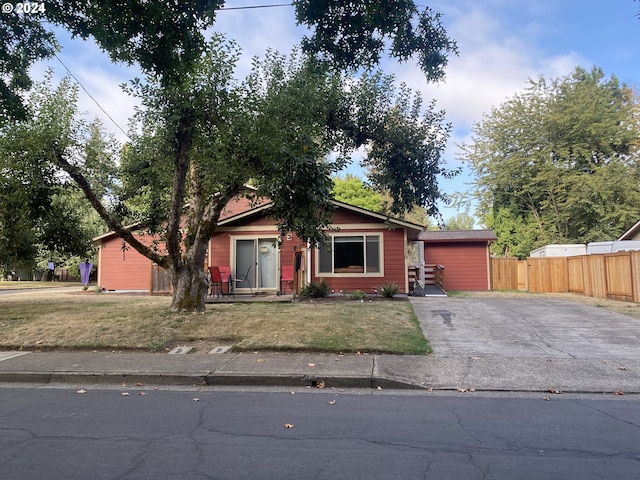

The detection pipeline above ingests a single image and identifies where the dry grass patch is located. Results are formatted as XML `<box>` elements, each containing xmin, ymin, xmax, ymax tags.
<box><xmin>0</xmin><ymin>290</ymin><xmax>429</xmax><ymax>354</ymax></box>
<box><xmin>0</xmin><ymin>281</ymin><xmax>82</xmax><ymax>290</ymax></box>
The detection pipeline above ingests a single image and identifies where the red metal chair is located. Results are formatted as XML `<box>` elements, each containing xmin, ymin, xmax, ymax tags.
<box><xmin>219</xmin><ymin>266</ymin><xmax>232</xmax><ymax>296</ymax></box>
<box><xmin>281</xmin><ymin>265</ymin><xmax>294</xmax><ymax>294</ymax></box>
<box><xmin>208</xmin><ymin>267</ymin><xmax>223</xmax><ymax>297</ymax></box>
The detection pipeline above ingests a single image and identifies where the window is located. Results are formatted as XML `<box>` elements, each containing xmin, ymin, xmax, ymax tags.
<box><xmin>318</xmin><ymin>235</ymin><xmax>381</xmax><ymax>275</ymax></box>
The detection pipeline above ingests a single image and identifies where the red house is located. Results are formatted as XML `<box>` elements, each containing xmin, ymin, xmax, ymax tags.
<box><xmin>210</xmin><ymin>200</ymin><xmax>423</xmax><ymax>295</ymax></box>
<box><xmin>94</xmin><ymin>198</ymin><xmax>496</xmax><ymax>294</ymax></box>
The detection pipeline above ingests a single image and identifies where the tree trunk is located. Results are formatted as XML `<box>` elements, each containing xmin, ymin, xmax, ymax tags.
<box><xmin>169</xmin><ymin>257</ymin><xmax>209</xmax><ymax>313</ymax></box>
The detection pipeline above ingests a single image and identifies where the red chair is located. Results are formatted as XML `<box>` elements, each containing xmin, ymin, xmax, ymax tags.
<box><xmin>281</xmin><ymin>265</ymin><xmax>294</xmax><ymax>294</ymax></box>
<box><xmin>219</xmin><ymin>266</ymin><xmax>232</xmax><ymax>296</ymax></box>
<box><xmin>208</xmin><ymin>267</ymin><xmax>223</xmax><ymax>297</ymax></box>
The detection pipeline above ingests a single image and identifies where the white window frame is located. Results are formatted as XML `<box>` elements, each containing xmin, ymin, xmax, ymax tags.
<box><xmin>316</xmin><ymin>233</ymin><xmax>384</xmax><ymax>277</ymax></box>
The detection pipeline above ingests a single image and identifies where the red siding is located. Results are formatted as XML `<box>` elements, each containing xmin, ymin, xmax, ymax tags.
<box><xmin>424</xmin><ymin>242</ymin><xmax>490</xmax><ymax>290</ymax></box>
<box><xmin>98</xmin><ymin>233</ymin><xmax>160</xmax><ymax>290</ymax></box>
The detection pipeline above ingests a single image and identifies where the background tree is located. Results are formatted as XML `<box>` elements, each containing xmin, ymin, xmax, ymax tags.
<box><xmin>4</xmin><ymin>2</ymin><xmax>457</xmax><ymax>311</ymax></box>
<box><xmin>332</xmin><ymin>175</ymin><xmax>383</xmax><ymax>212</ymax></box>
<box><xmin>444</xmin><ymin>212</ymin><xmax>475</xmax><ymax>230</ymax></box>
<box><xmin>460</xmin><ymin>66</ymin><xmax>640</xmax><ymax>258</ymax></box>
<box><xmin>0</xmin><ymin>75</ymin><xmax>113</xmax><ymax>275</ymax></box>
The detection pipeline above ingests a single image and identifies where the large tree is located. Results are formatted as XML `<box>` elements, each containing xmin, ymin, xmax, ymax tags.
<box><xmin>3</xmin><ymin>1</ymin><xmax>457</xmax><ymax>311</ymax></box>
<box><xmin>461</xmin><ymin>66</ymin><xmax>640</xmax><ymax>258</ymax></box>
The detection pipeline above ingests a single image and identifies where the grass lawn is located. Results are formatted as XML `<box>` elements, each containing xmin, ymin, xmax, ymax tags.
<box><xmin>0</xmin><ymin>290</ymin><xmax>430</xmax><ymax>355</ymax></box>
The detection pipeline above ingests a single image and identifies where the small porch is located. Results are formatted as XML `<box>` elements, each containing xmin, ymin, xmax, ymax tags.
<box><xmin>205</xmin><ymin>293</ymin><xmax>294</xmax><ymax>303</ymax></box>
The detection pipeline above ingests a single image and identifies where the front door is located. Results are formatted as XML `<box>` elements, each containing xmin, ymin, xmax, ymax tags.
<box><xmin>234</xmin><ymin>238</ymin><xmax>278</xmax><ymax>291</ymax></box>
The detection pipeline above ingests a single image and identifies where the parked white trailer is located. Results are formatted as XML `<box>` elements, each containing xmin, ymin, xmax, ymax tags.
<box><xmin>529</xmin><ymin>244</ymin><xmax>587</xmax><ymax>258</ymax></box>
<box><xmin>587</xmin><ymin>241</ymin><xmax>640</xmax><ymax>254</ymax></box>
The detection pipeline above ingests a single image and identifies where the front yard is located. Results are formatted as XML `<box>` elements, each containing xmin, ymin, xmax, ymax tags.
<box><xmin>0</xmin><ymin>289</ymin><xmax>430</xmax><ymax>354</ymax></box>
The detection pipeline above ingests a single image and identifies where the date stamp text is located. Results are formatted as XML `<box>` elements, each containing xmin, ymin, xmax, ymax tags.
<box><xmin>2</xmin><ymin>2</ymin><xmax>46</xmax><ymax>14</ymax></box>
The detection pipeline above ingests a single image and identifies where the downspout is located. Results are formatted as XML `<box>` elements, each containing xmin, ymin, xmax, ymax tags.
<box><xmin>486</xmin><ymin>241</ymin><xmax>492</xmax><ymax>291</ymax></box>
<box><xmin>306</xmin><ymin>241</ymin><xmax>312</xmax><ymax>285</ymax></box>
<box><xmin>416</xmin><ymin>240</ymin><xmax>425</xmax><ymax>285</ymax></box>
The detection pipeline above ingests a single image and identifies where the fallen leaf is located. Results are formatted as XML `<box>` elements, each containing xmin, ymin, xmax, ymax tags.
<box><xmin>427</xmin><ymin>387</ymin><xmax>433</xmax><ymax>393</ymax></box>
<box><xmin>316</xmin><ymin>381</ymin><xmax>325</xmax><ymax>389</ymax></box>
<box><xmin>542</xmin><ymin>396</ymin><xmax>550</xmax><ymax>401</ymax></box>
<box><xmin>328</xmin><ymin>400</ymin><xmax>336</xmax><ymax>405</ymax></box>
<box><xmin>614</xmin><ymin>390</ymin><xmax>625</xmax><ymax>396</ymax></box>
<box><xmin>546</xmin><ymin>389</ymin><xmax>562</xmax><ymax>394</ymax></box>
<box><xmin>308</xmin><ymin>363</ymin><xmax>316</xmax><ymax>367</ymax></box>
<box><xmin>76</xmin><ymin>389</ymin><xmax>87</xmax><ymax>394</ymax></box>
<box><xmin>377</xmin><ymin>386</ymin><xmax>382</xmax><ymax>391</ymax></box>
<box><xmin>618</xmin><ymin>366</ymin><xmax>627</xmax><ymax>371</ymax></box>
<box><xmin>138</xmin><ymin>392</ymin><xmax>147</xmax><ymax>396</ymax></box>
<box><xmin>289</xmin><ymin>391</ymin><xmax>296</xmax><ymax>395</ymax></box>
<box><xmin>284</xmin><ymin>423</ymin><xmax>294</xmax><ymax>429</ymax></box>
<box><xmin>134</xmin><ymin>382</ymin><xmax>144</xmax><ymax>386</ymax></box>
<box><xmin>257</xmin><ymin>359</ymin><xmax>265</xmax><ymax>363</ymax></box>
<box><xmin>193</xmin><ymin>397</ymin><xmax>200</xmax><ymax>402</ymax></box>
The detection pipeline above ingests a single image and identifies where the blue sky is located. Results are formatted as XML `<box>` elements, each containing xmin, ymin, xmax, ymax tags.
<box><xmin>34</xmin><ymin>1</ymin><xmax>640</xmax><ymax>224</ymax></box>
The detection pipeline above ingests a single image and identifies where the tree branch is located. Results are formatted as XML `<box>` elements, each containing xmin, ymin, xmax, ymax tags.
<box><xmin>54</xmin><ymin>149</ymin><xmax>168</xmax><ymax>268</ymax></box>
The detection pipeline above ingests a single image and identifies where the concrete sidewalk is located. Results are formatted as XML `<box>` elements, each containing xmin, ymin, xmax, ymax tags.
<box><xmin>1</xmin><ymin>350</ymin><xmax>640</xmax><ymax>393</ymax></box>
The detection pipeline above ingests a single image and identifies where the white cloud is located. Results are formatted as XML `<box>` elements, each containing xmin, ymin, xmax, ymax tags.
<box><xmin>395</xmin><ymin>5</ymin><xmax>586</xmax><ymax>135</ymax></box>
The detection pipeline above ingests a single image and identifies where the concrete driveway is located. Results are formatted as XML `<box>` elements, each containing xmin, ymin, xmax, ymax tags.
<box><xmin>410</xmin><ymin>296</ymin><xmax>640</xmax><ymax>360</ymax></box>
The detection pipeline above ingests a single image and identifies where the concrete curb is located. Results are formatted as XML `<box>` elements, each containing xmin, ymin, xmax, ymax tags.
<box><xmin>2</xmin><ymin>351</ymin><xmax>640</xmax><ymax>394</ymax></box>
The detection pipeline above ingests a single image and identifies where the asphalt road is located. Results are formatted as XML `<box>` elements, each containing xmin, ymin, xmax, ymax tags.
<box><xmin>2</xmin><ymin>386</ymin><xmax>639</xmax><ymax>479</ymax></box>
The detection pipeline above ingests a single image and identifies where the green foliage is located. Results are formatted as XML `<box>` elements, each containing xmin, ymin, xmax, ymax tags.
<box><xmin>379</xmin><ymin>283</ymin><xmax>400</xmax><ymax>298</ymax></box>
<box><xmin>444</xmin><ymin>212</ymin><xmax>476</xmax><ymax>230</ymax></box>
<box><xmin>360</xmin><ymin>77</ymin><xmax>458</xmax><ymax>217</ymax></box>
<box><xmin>45</xmin><ymin>1</ymin><xmax>223</xmax><ymax>85</ymax></box>
<box><xmin>300</xmin><ymin>280</ymin><xmax>330</xmax><ymax>298</ymax></box>
<box><xmin>461</xmin><ymin>66</ymin><xmax>640</xmax><ymax>257</ymax></box>
<box><xmin>0</xmin><ymin>15</ymin><xmax>57</xmax><ymax>123</ymax></box>
<box><xmin>332</xmin><ymin>175</ymin><xmax>382</xmax><ymax>211</ymax></box>
<box><xmin>350</xmin><ymin>289</ymin><xmax>366</xmax><ymax>300</ymax></box>
<box><xmin>0</xmin><ymin>74</ymin><xmax>110</xmax><ymax>273</ymax></box>
<box><xmin>293</xmin><ymin>0</ymin><xmax>457</xmax><ymax>81</ymax></box>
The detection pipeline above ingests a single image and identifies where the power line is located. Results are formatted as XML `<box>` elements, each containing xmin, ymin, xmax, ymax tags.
<box><xmin>51</xmin><ymin>50</ymin><xmax>131</xmax><ymax>141</ymax></box>
<box><xmin>219</xmin><ymin>3</ymin><xmax>292</xmax><ymax>11</ymax></box>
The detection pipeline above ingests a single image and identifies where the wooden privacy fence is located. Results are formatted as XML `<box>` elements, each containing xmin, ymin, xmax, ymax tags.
<box><xmin>491</xmin><ymin>252</ymin><xmax>640</xmax><ymax>303</ymax></box>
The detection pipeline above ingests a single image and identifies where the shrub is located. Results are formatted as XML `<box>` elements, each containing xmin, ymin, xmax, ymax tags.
<box><xmin>350</xmin><ymin>289</ymin><xmax>366</xmax><ymax>300</ymax></box>
<box><xmin>300</xmin><ymin>280</ymin><xmax>329</xmax><ymax>298</ymax></box>
<box><xmin>379</xmin><ymin>282</ymin><xmax>400</xmax><ymax>298</ymax></box>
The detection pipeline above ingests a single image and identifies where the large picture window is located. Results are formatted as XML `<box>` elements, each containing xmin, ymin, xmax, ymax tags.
<box><xmin>318</xmin><ymin>235</ymin><xmax>381</xmax><ymax>275</ymax></box>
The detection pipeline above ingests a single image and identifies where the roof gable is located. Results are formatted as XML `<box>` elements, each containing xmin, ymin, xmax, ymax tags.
<box><xmin>218</xmin><ymin>199</ymin><xmax>424</xmax><ymax>239</ymax></box>
<box><xmin>619</xmin><ymin>219</ymin><xmax>640</xmax><ymax>241</ymax></box>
